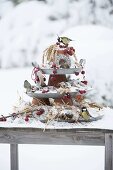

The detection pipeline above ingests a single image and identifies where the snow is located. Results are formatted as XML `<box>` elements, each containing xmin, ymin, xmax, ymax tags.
<box><xmin>0</xmin><ymin>1</ymin><xmax>67</xmax><ymax>68</ymax></box>
<box><xmin>0</xmin><ymin>0</ymin><xmax>14</xmax><ymax>18</ymax></box>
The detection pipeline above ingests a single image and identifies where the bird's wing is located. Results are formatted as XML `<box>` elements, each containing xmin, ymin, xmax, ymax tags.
<box><xmin>24</xmin><ymin>80</ymin><xmax>31</xmax><ymax>89</ymax></box>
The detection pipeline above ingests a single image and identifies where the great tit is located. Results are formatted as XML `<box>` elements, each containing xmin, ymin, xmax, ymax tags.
<box><xmin>57</xmin><ymin>36</ymin><xmax>73</xmax><ymax>45</ymax></box>
<box><xmin>80</xmin><ymin>107</ymin><xmax>92</xmax><ymax>121</ymax></box>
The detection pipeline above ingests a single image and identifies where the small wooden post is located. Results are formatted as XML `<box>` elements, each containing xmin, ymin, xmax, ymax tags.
<box><xmin>10</xmin><ymin>144</ymin><xmax>19</xmax><ymax>170</ymax></box>
<box><xmin>105</xmin><ymin>134</ymin><xmax>113</xmax><ymax>170</ymax></box>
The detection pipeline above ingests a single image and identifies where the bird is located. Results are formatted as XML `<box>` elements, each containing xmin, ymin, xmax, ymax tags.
<box><xmin>24</xmin><ymin>80</ymin><xmax>32</xmax><ymax>92</ymax></box>
<box><xmin>57</xmin><ymin>36</ymin><xmax>73</xmax><ymax>45</ymax></box>
<box><xmin>80</xmin><ymin>107</ymin><xmax>92</xmax><ymax>121</ymax></box>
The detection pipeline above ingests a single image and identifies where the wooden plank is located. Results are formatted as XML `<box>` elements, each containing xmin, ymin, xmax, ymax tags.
<box><xmin>105</xmin><ymin>134</ymin><xmax>113</xmax><ymax>170</ymax></box>
<box><xmin>0</xmin><ymin>128</ymin><xmax>105</xmax><ymax>145</ymax></box>
<box><xmin>0</xmin><ymin>128</ymin><xmax>113</xmax><ymax>170</ymax></box>
<box><xmin>10</xmin><ymin>144</ymin><xmax>18</xmax><ymax>170</ymax></box>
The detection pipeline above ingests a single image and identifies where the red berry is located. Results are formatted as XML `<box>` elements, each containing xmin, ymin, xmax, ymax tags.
<box><xmin>25</xmin><ymin>116</ymin><xmax>29</xmax><ymax>122</ymax></box>
<box><xmin>79</xmin><ymin>90</ymin><xmax>84</xmax><ymax>94</ymax></box>
<box><xmin>79</xmin><ymin>90</ymin><xmax>86</xmax><ymax>94</ymax></box>
<box><xmin>52</xmin><ymin>63</ymin><xmax>56</xmax><ymax>68</ymax></box>
<box><xmin>81</xmin><ymin>70</ymin><xmax>85</xmax><ymax>74</ymax></box>
<box><xmin>36</xmin><ymin>111</ymin><xmax>41</xmax><ymax>115</ymax></box>
<box><xmin>36</xmin><ymin>109</ymin><xmax>44</xmax><ymax>115</ymax></box>
<box><xmin>42</xmin><ymin>89</ymin><xmax>49</xmax><ymax>93</ymax></box>
<box><xmin>75</xmin><ymin>72</ymin><xmax>79</xmax><ymax>76</ymax></box>
<box><xmin>53</xmin><ymin>69</ymin><xmax>57</xmax><ymax>74</ymax></box>
<box><xmin>56</xmin><ymin>42</ymin><xmax>59</xmax><ymax>45</ymax></box>
<box><xmin>59</xmin><ymin>45</ymin><xmax>63</xmax><ymax>48</ymax></box>
<box><xmin>63</xmin><ymin>93</ymin><xmax>71</xmax><ymax>100</ymax></box>
<box><xmin>63</xmin><ymin>95</ymin><xmax>68</xmax><ymax>100</ymax></box>
<box><xmin>35</xmin><ymin>77</ymin><xmax>39</xmax><ymax>81</ymax></box>
<box><xmin>0</xmin><ymin>117</ymin><xmax>7</xmax><ymax>121</ymax></box>
<box><xmin>81</xmin><ymin>81</ymin><xmax>88</xmax><ymax>85</ymax></box>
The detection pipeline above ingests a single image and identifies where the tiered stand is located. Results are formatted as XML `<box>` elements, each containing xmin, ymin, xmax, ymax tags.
<box><xmin>25</xmin><ymin>62</ymin><xmax>103</xmax><ymax>122</ymax></box>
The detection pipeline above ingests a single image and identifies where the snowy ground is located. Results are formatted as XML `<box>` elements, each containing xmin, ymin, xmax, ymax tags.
<box><xmin>0</xmin><ymin>25</ymin><xmax>113</xmax><ymax>169</ymax></box>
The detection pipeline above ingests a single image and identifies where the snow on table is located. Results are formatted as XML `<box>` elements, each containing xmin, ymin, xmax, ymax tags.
<box><xmin>0</xmin><ymin>107</ymin><xmax>112</xmax><ymax>130</ymax></box>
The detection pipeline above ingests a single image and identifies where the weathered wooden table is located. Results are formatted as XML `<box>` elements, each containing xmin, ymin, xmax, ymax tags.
<box><xmin>0</xmin><ymin>127</ymin><xmax>113</xmax><ymax>170</ymax></box>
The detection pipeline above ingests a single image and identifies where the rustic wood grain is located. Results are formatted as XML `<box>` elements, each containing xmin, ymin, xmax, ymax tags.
<box><xmin>0</xmin><ymin>127</ymin><xmax>113</xmax><ymax>170</ymax></box>
<box><xmin>10</xmin><ymin>144</ymin><xmax>18</xmax><ymax>170</ymax></box>
<box><xmin>0</xmin><ymin>127</ymin><xmax>110</xmax><ymax>145</ymax></box>
<box><xmin>105</xmin><ymin>134</ymin><xmax>113</xmax><ymax>170</ymax></box>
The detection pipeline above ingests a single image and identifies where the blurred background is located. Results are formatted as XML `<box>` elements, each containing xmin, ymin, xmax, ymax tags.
<box><xmin>0</xmin><ymin>1</ymin><xmax>113</xmax><ymax>170</ymax></box>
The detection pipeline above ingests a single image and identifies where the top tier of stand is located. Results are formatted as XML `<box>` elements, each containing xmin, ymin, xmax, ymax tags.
<box><xmin>32</xmin><ymin>62</ymin><xmax>83</xmax><ymax>75</ymax></box>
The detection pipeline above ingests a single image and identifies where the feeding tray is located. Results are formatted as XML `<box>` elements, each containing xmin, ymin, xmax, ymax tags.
<box><xmin>39</xmin><ymin>114</ymin><xmax>104</xmax><ymax>124</ymax></box>
<box><xmin>41</xmin><ymin>67</ymin><xmax>82</xmax><ymax>75</ymax></box>
<box><xmin>27</xmin><ymin>91</ymin><xmax>79</xmax><ymax>99</ymax></box>
<box><xmin>56</xmin><ymin>115</ymin><xmax>104</xmax><ymax>123</ymax></box>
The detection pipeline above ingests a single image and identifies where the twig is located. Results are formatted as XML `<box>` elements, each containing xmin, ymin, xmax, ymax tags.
<box><xmin>0</xmin><ymin>105</ymin><xmax>42</xmax><ymax>121</ymax></box>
